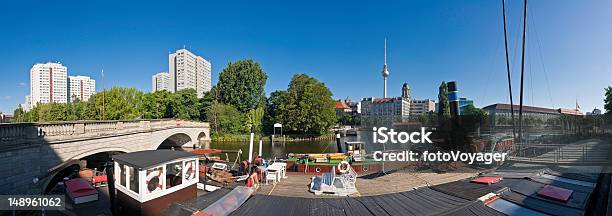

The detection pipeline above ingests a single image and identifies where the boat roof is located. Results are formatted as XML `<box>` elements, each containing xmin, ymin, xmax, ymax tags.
<box><xmin>112</xmin><ymin>150</ymin><xmax>198</xmax><ymax>169</ymax></box>
<box><xmin>230</xmin><ymin>187</ymin><xmax>503</xmax><ymax>216</ymax></box>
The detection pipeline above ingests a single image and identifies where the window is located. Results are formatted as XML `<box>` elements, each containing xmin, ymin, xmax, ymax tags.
<box><xmin>118</xmin><ymin>164</ymin><xmax>126</xmax><ymax>187</ymax></box>
<box><xmin>129</xmin><ymin>166</ymin><xmax>139</xmax><ymax>193</ymax></box>
<box><xmin>165</xmin><ymin>161</ymin><xmax>183</xmax><ymax>189</ymax></box>
<box><xmin>145</xmin><ymin>167</ymin><xmax>163</xmax><ymax>194</ymax></box>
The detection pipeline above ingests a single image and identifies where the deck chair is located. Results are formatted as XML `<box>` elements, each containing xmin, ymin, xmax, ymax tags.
<box><xmin>309</xmin><ymin>167</ymin><xmax>337</xmax><ymax>195</ymax></box>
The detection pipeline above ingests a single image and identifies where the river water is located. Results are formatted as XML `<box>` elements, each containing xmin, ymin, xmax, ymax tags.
<box><xmin>208</xmin><ymin>131</ymin><xmax>413</xmax><ymax>160</ymax></box>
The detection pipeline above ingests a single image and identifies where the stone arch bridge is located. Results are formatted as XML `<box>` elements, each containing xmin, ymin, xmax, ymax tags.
<box><xmin>0</xmin><ymin>119</ymin><xmax>210</xmax><ymax>195</ymax></box>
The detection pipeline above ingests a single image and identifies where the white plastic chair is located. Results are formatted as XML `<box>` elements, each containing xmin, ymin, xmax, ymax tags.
<box><xmin>265</xmin><ymin>170</ymin><xmax>278</xmax><ymax>185</ymax></box>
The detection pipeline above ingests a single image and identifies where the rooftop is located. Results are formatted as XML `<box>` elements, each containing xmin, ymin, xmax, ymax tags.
<box><xmin>112</xmin><ymin>150</ymin><xmax>198</xmax><ymax>169</ymax></box>
<box><xmin>482</xmin><ymin>103</ymin><xmax>559</xmax><ymax>114</ymax></box>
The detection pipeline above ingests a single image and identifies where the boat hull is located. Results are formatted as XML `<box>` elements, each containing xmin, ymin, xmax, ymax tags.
<box><xmin>286</xmin><ymin>161</ymin><xmax>382</xmax><ymax>176</ymax></box>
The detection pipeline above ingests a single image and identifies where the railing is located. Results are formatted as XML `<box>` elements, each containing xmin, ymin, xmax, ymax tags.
<box><xmin>508</xmin><ymin>141</ymin><xmax>611</xmax><ymax>164</ymax></box>
<box><xmin>0</xmin><ymin>119</ymin><xmax>209</xmax><ymax>150</ymax></box>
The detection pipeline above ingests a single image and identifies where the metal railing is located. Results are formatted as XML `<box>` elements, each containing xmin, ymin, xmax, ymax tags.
<box><xmin>508</xmin><ymin>141</ymin><xmax>611</xmax><ymax>164</ymax></box>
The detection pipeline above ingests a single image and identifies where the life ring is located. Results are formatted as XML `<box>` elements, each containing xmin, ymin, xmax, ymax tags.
<box><xmin>362</xmin><ymin>166</ymin><xmax>369</xmax><ymax>172</ymax></box>
<box><xmin>337</xmin><ymin>161</ymin><xmax>350</xmax><ymax>173</ymax></box>
<box><xmin>145</xmin><ymin>169</ymin><xmax>163</xmax><ymax>193</ymax></box>
<box><xmin>315</xmin><ymin>167</ymin><xmax>321</xmax><ymax>173</ymax></box>
<box><xmin>184</xmin><ymin>161</ymin><xmax>196</xmax><ymax>180</ymax></box>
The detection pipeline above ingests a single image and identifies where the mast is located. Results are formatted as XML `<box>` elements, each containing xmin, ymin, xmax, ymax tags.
<box><xmin>501</xmin><ymin>0</ymin><xmax>516</xmax><ymax>142</ymax></box>
<box><xmin>518</xmin><ymin>0</ymin><xmax>528</xmax><ymax>142</ymax></box>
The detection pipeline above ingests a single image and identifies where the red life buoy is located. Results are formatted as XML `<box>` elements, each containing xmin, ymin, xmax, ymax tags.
<box><xmin>145</xmin><ymin>169</ymin><xmax>163</xmax><ymax>193</ymax></box>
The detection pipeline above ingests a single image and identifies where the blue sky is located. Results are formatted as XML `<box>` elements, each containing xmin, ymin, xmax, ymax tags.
<box><xmin>1</xmin><ymin>0</ymin><xmax>611</xmax><ymax>114</ymax></box>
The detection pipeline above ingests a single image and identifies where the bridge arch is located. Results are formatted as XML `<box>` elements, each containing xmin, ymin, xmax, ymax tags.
<box><xmin>156</xmin><ymin>132</ymin><xmax>193</xmax><ymax>149</ymax></box>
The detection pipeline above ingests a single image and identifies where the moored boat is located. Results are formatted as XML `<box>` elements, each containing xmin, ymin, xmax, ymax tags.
<box><xmin>286</xmin><ymin>141</ymin><xmax>382</xmax><ymax>176</ymax></box>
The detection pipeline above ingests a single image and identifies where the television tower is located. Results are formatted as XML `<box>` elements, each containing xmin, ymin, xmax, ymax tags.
<box><xmin>382</xmin><ymin>38</ymin><xmax>389</xmax><ymax>98</ymax></box>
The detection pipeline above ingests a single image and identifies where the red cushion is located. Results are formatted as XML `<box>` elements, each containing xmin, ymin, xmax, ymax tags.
<box><xmin>537</xmin><ymin>185</ymin><xmax>573</xmax><ymax>202</ymax></box>
<box><xmin>470</xmin><ymin>176</ymin><xmax>503</xmax><ymax>184</ymax></box>
<box><xmin>66</xmin><ymin>178</ymin><xmax>97</xmax><ymax>197</ymax></box>
<box><xmin>92</xmin><ymin>175</ymin><xmax>107</xmax><ymax>183</ymax></box>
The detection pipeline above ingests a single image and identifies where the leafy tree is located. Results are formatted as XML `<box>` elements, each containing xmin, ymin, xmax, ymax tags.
<box><xmin>462</xmin><ymin>104</ymin><xmax>488</xmax><ymax>122</ymax></box>
<box><xmin>217</xmin><ymin>60</ymin><xmax>268</xmax><ymax>113</ymax></box>
<box><xmin>438</xmin><ymin>81</ymin><xmax>451</xmax><ymax>120</ymax></box>
<box><xmin>169</xmin><ymin>89</ymin><xmax>200</xmax><ymax>120</ymax></box>
<box><xmin>199</xmin><ymin>86</ymin><xmax>219</xmax><ymax>121</ymax></box>
<box><xmin>13</xmin><ymin>105</ymin><xmax>25</xmax><ymax>122</ymax></box>
<box><xmin>605</xmin><ymin>86</ymin><xmax>612</xmax><ymax>118</ymax></box>
<box><xmin>245</xmin><ymin>106</ymin><xmax>264</xmax><ymax>133</ymax></box>
<box><xmin>206</xmin><ymin>101</ymin><xmax>243</xmax><ymax>134</ymax></box>
<box><xmin>278</xmin><ymin>74</ymin><xmax>336</xmax><ymax>135</ymax></box>
<box><xmin>87</xmin><ymin>87</ymin><xmax>144</xmax><ymax>120</ymax></box>
<box><xmin>143</xmin><ymin>90</ymin><xmax>173</xmax><ymax>119</ymax></box>
<box><xmin>263</xmin><ymin>90</ymin><xmax>287</xmax><ymax>134</ymax></box>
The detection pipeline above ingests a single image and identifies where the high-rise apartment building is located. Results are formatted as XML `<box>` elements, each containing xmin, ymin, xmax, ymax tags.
<box><xmin>68</xmin><ymin>75</ymin><xmax>96</xmax><ymax>102</ymax></box>
<box><xmin>169</xmin><ymin>49</ymin><xmax>211</xmax><ymax>98</ymax></box>
<box><xmin>30</xmin><ymin>62</ymin><xmax>68</xmax><ymax>109</ymax></box>
<box><xmin>152</xmin><ymin>72</ymin><xmax>171</xmax><ymax>92</ymax></box>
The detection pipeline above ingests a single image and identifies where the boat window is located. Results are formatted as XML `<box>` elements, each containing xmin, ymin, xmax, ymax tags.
<box><xmin>128</xmin><ymin>166</ymin><xmax>139</xmax><ymax>193</ymax></box>
<box><xmin>166</xmin><ymin>161</ymin><xmax>183</xmax><ymax>189</ymax></box>
<box><xmin>146</xmin><ymin>167</ymin><xmax>163</xmax><ymax>194</ymax></box>
<box><xmin>119</xmin><ymin>164</ymin><xmax>126</xmax><ymax>187</ymax></box>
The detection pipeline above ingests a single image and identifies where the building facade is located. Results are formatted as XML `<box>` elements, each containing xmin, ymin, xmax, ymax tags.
<box><xmin>30</xmin><ymin>62</ymin><xmax>68</xmax><ymax>109</ymax></box>
<box><xmin>68</xmin><ymin>76</ymin><xmax>96</xmax><ymax>102</ymax></box>
<box><xmin>360</xmin><ymin>97</ymin><xmax>411</xmax><ymax>125</ymax></box>
<box><xmin>410</xmin><ymin>99</ymin><xmax>435</xmax><ymax>115</ymax></box>
<box><xmin>151</xmin><ymin>72</ymin><xmax>171</xmax><ymax>92</ymax></box>
<box><xmin>169</xmin><ymin>49</ymin><xmax>211</xmax><ymax>98</ymax></box>
<box><xmin>482</xmin><ymin>103</ymin><xmax>559</xmax><ymax>127</ymax></box>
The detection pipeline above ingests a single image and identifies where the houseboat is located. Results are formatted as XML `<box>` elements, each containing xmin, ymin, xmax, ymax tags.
<box><xmin>285</xmin><ymin>141</ymin><xmax>382</xmax><ymax>175</ymax></box>
<box><xmin>112</xmin><ymin>150</ymin><xmax>200</xmax><ymax>216</ymax></box>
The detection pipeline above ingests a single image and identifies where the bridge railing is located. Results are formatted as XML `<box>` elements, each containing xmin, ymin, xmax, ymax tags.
<box><xmin>0</xmin><ymin>119</ymin><xmax>209</xmax><ymax>150</ymax></box>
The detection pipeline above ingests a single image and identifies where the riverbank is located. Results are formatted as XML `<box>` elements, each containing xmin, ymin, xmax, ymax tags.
<box><xmin>211</xmin><ymin>133</ymin><xmax>335</xmax><ymax>142</ymax></box>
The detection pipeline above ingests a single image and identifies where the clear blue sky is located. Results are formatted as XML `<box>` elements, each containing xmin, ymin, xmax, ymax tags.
<box><xmin>1</xmin><ymin>0</ymin><xmax>611</xmax><ymax>114</ymax></box>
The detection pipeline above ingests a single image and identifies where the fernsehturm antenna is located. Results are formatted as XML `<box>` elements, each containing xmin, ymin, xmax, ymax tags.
<box><xmin>382</xmin><ymin>37</ymin><xmax>389</xmax><ymax>98</ymax></box>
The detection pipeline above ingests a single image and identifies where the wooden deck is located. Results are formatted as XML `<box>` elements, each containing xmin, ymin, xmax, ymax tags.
<box><xmin>255</xmin><ymin>166</ymin><xmax>480</xmax><ymax>198</ymax></box>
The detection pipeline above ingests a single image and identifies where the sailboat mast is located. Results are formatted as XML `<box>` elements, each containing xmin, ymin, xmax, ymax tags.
<box><xmin>518</xmin><ymin>0</ymin><xmax>528</xmax><ymax>142</ymax></box>
<box><xmin>501</xmin><ymin>0</ymin><xmax>516</xmax><ymax>142</ymax></box>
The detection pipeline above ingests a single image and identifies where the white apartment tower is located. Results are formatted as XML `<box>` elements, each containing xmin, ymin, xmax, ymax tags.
<box><xmin>30</xmin><ymin>62</ymin><xmax>68</xmax><ymax>109</ymax></box>
<box><xmin>68</xmin><ymin>76</ymin><xmax>96</xmax><ymax>102</ymax></box>
<box><xmin>152</xmin><ymin>72</ymin><xmax>171</xmax><ymax>92</ymax></box>
<box><xmin>169</xmin><ymin>49</ymin><xmax>211</xmax><ymax>98</ymax></box>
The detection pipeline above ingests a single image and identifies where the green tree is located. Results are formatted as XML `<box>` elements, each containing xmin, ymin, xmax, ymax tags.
<box><xmin>169</xmin><ymin>89</ymin><xmax>200</xmax><ymax>120</ymax></box>
<box><xmin>217</xmin><ymin>59</ymin><xmax>268</xmax><ymax>113</ymax></box>
<box><xmin>263</xmin><ymin>90</ymin><xmax>287</xmax><ymax>133</ymax></box>
<box><xmin>438</xmin><ymin>81</ymin><xmax>451</xmax><ymax>120</ymax></box>
<box><xmin>278</xmin><ymin>74</ymin><xmax>336</xmax><ymax>135</ymax></box>
<box><xmin>206</xmin><ymin>101</ymin><xmax>243</xmax><ymax>135</ymax></box>
<box><xmin>199</xmin><ymin>86</ymin><xmax>219</xmax><ymax>122</ymax></box>
<box><xmin>143</xmin><ymin>90</ymin><xmax>173</xmax><ymax>119</ymax></box>
<box><xmin>13</xmin><ymin>105</ymin><xmax>25</xmax><ymax>122</ymax></box>
<box><xmin>87</xmin><ymin>87</ymin><xmax>144</xmax><ymax>120</ymax></box>
<box><xmin>605</xmin><ymin>86</ymin><xmax>612</xmax><ymax>118</ymax></box>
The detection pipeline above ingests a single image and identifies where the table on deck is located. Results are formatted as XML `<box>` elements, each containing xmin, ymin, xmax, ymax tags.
<box><xmin>266</xmin><ymin>162</ymin><xmax>287</xmax><ymax>182</ymax></box>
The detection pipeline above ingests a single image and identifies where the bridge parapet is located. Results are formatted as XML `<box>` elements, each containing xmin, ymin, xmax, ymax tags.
<box><xmin>0</xmin><ymin>119</ymin><xmax>210</xmax><ymax>151</ymax></box>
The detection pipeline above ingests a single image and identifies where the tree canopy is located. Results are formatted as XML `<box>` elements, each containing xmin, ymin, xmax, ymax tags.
<box><xmin>265</xmin><ymin>74</ymin><xmax>336</xmax><ymax>135</ymax></box>
<box><xmin>217</xmin><ymin>59</ymin><xmax>267</xmax><ymax>113</ymax></box>
<box><xmin>605</xmin><ymin>86</ymin><xmax>612</xmax><ymax>116</ymax></box>
<box><xmin>438</xmin><ymin>81</ymin><xmax>451</xmax><ymax>120</ymax></box>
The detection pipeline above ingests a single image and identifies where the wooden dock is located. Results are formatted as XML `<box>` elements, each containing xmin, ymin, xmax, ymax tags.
<box><xmin>255</xmin><ymin>166</ymin><xmax>480</xmax><ymax>198</ymax></box>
